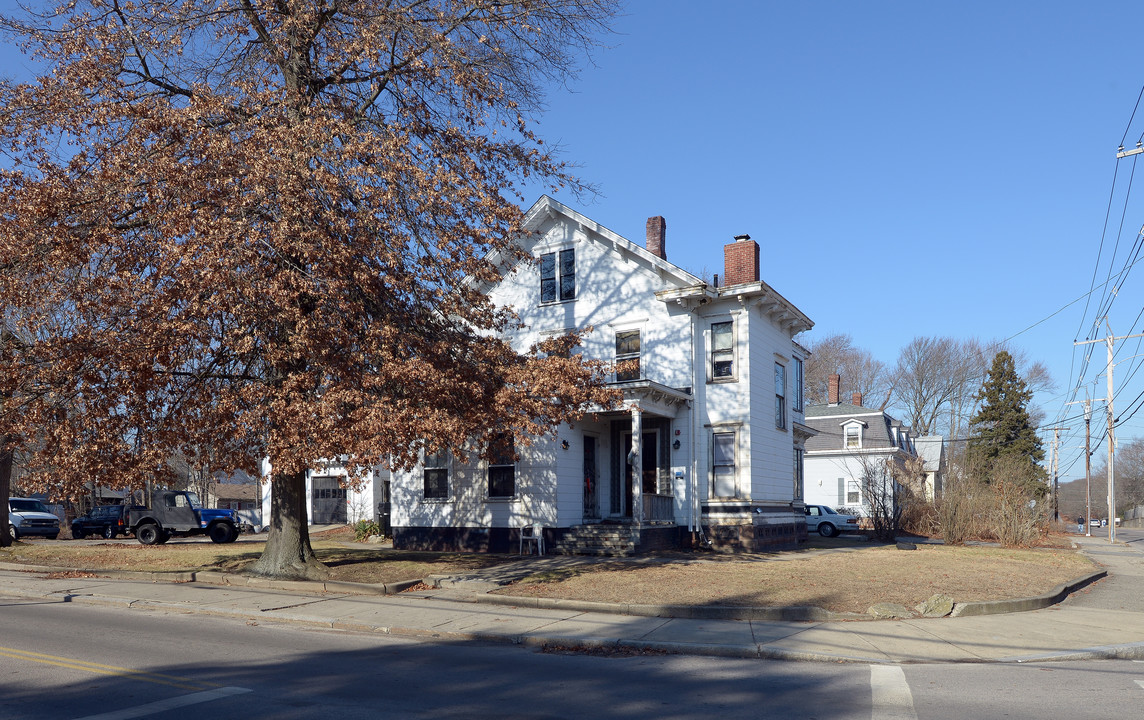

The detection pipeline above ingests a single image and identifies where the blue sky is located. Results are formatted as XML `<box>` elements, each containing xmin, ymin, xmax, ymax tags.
<box><xmin>3</xmin><ymin>1</ymin><xmax>1143</xmax><ymax>483</ymax></box>
<box><xmin>523</xmin><ymin>1</ymin><xmax>1144</xmax><ymax>482</ymax></box>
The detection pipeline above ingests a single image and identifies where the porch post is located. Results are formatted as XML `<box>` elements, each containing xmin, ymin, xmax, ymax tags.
<box><xmin>630</xmin><ymin>405</ymin><xmax>643</xmax><ymax>525</ymax></box>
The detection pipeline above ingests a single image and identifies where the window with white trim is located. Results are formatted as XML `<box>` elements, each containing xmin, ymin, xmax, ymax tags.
<box><xmin>423</xmin><ymin>449</ymin><xmax>449</xmax><ymax>500</ymax></box>
<box><xmin>712</xmin><ymin>431</ymin><xmax>736</xmax><ymax>497</ymax></box>
<box><xmin>487</xmin><ymin>433</ymin><xmax>516</xmax><ymax>498</ymax></box>
<box><xmin>711</xmin><ymin>321</ymin><xmax>734</xmax><ymax>379</ymax></box>
<box><xmin>847</xmin><ymin>480</ymin><xmax>860</xmax><ymax>505</ymax></box>
<box><xmin>775</xmin><ymin>362</ymin><xmax>786</xmax><ymax>430</ymax></box>
<box><xmin>540</xmin><ymin>249</ymin><xmax>575</xmax><ymax>303</ymax></box>
<box><xmin>793</xmin><ymin>357</ymin><xmax>804</xmax><ymax>412</ymax></box>
<box><xmin>794</xmin><ymin>447</ymin><xmax>804</xmax><ymax>501</ymax></box>
<box><xmin>844</xmin><ymin>424</ymin><xmax>861</xmax><ymax>449</ymax></box>
<box><xmin>615</xmin><ymin>329</ymin><xmax>641</xmax><ymax>381</ymax></box>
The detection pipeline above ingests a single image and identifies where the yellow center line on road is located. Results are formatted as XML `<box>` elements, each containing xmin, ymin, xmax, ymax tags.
<box><xmin>0</xmin><ymin>646</ymin><xmax>218</xmax><ymax>691</ymax></box>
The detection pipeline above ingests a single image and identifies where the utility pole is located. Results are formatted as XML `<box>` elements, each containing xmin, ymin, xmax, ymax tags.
<box><xmin>1041</xmin><ymin>426</ymin><xmax>1067</xmax><ymax>524</ymax></box>
<box><xmin>1075</xmin><ymin>323</ymin><xmax>1144</xmax><ymax>543</ymax></box>
<box><xmin>1083</xmin><ymin>400</ymin><xmax>1092</xmax><ymax>537</ymax></box>
<box><xmin>1050</xmin><ymin>427</ymin><xmax>1061</xmax><ymax>522</ymax></box>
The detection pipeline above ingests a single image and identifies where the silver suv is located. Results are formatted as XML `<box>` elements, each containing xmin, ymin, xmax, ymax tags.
<box><xmin>8</xmin><ymin>497</ymin><xmax>61</xmax><ymax>540</ymax></box>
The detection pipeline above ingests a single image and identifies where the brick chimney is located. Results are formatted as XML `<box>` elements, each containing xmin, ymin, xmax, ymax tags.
<box><xmin>828</xmin><ymin>374</ymin><xmax>840</xmax><ymax>405</ymax></box>
<box><xmin>646</xmin><ymin>216</ymin><xmax>666</xmax><ymax>259</ymax></box>
<box><xmin>852</xmin><ymin>392</ymin><xmax>863</xmax><ymax>407</ymax></box>
<box><xmin>723</xmin><ymin>234</ymin><xmax>759</xmax><ymax>286</ymax></box>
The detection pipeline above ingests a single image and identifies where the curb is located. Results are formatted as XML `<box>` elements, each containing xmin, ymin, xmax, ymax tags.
<box><xmin>949</xmin><ymin>569</ymin><xmax>1106</xmax><ymax>617</ymax></box>
<box><xmin>999</xmin><ymin>640</ymin><xmax>1144</xmax><ymax>663</ymax></box>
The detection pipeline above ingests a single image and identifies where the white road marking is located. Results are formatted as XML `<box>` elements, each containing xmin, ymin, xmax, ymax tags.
<box><xmin>1136</xmin><ymin>680</ymin><xmax>1144</xmax><ymax>691</ymax></box>
<box><xmin>72</xmin><ymin>686</ymin><xmax>252</xmax><ymax>720</ymax></box>
<box><xmin>870</xmin><ymin>665</ymin><xmax>918</xmax><ymax>720</ymax></box>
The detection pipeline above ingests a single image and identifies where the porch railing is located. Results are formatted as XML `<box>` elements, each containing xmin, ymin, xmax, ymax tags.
<box><xmin>642</xmin><ymin>493</ymin><xmax>674</xmax><ymax>523</ymax></box>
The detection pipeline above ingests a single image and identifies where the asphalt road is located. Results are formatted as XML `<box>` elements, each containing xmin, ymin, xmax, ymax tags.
<box><xmin>4</xmin><ymin>595</ymin><xmax>1144</xmax><ymax>720</ymax></box>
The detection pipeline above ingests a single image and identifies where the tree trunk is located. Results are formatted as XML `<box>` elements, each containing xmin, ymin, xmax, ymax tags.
<box><xmin>247</xmin><ymin>466</ymin><xmax>328</xmax><ymax>580</ymax></box>
<box><xmin>0</xmin><ymin>442</ymin><xmax>12</xmax><ymax>548</ymax></box>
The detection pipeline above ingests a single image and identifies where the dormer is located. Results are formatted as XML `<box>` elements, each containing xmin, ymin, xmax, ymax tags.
<box><xmin>842</xmin><ymin>419</ymin><xmax>867</xmax><ymax>450</ymax></box>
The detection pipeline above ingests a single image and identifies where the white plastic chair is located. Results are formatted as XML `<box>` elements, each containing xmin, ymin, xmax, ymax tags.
<box><xmin>519</xmin><ymin>523</ymin><xmax>544</xmax><ymax>556</ymax></box>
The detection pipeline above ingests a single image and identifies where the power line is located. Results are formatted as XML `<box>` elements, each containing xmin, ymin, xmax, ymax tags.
<box><xmin>1120</xmin><ymin>84</ymin><xmax>1144</xmax><ymax>147</ymax></box>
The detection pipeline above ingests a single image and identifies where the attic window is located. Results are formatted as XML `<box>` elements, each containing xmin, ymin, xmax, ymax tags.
<box><xmin>845</xmin><ymin>424</ymin><xmax>861</xmax><ymax>449</ymax></box>
<box><xmin>540</xmin><ymin>249</ymin><xmax>575</xmax><ymax>303</ymax></box>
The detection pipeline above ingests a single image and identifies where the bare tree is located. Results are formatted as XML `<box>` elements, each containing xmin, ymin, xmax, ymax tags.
<box><xmin>1116</xmin><ymin>438</ymin><xmax>1144</xmax><ymax>512</ymax></box>
<box><xmin>803</xmin><ymin>333</ymin><xmax>891</xmax><ymax>406</ymax></box>
<box><xmin>891</xmin><ymin>337</ymin><xmax>968</xmax><ymax>436</ymax></box>
<box><xmin>855</xmin><ymin>455</ymin><xmax>908</xmax><ymax>542</ymax></box>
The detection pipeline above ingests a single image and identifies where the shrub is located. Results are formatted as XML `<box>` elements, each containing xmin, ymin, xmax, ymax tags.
<box><xmin>985</xmin><ymin>456</ymin><xmax>1046</xmax><ymax>547</ymax></box>
<box><xmin>939</xmin><ymin>455</ymin><xmax>1046</xmax><ymax>546</ymax></box>
<box><xmin>353</xmin><ymin>519</ymin><xmax>381</xmax><ymax>542</ymax></box>
<box><xmin>900</xmin><ymin>499</ymin><xmax>940</xmax><ymax>537</ymax></box>
<box><xmin>937</xmin><ymin>473</ymin><xmax>985</xmax><ymax>545</ymax></box>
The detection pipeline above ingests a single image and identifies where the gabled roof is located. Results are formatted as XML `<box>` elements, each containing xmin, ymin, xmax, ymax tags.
<box><xmin>476</xmin><ymin>195</ymin><xmax>813</xmax><ymax>334</ymax></box>
<box><xmin>478</xmin><ymin>195</ymin><xmax>703</xmax><ymax>293</ymax></box>
<box><xmin>210</xmin><ymin>484</ymin><xmax>258</xmax><ymax>502</ymax></box>
<box><xmin>915</xmin><ymin>436</ymin><xmax>945</xmax><ymax>472</ymax></box>
<box><xmin>803</xmin><ymin>402</ymin><xmax>913</xmax><ymax>454</ymax></box>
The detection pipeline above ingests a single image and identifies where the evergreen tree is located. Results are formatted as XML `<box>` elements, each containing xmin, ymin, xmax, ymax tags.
<box><xmin>968</xmin><ymin>351</ymin><xmax>1047</xmax><ymax>493</ymax></box>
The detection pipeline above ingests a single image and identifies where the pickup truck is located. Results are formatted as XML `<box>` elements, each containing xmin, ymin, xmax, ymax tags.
<box><xmin>126</xmin><ymin>490</ymin><xmax>244</xmax><ymax>545</ymax></box>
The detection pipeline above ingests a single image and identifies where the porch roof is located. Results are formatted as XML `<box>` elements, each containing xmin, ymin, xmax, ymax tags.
<box><xmin>592</xmin><ymin>379</ymin><xmax>692</xmax><ymax>418</ymax></box>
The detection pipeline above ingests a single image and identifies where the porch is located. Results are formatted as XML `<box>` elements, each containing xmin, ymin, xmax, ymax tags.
<box><xmin>549</xmin><ymin>519</ymin><xmax>683</xmax><ymax>556</ymax></box>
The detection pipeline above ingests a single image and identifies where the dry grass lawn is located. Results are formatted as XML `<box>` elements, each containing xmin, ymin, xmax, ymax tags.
<box><xmin>495</xmin><ymin>542</ymin><xmax>1098</xmax><ymax>614</ymax></box>
<box><xmin>0</xmin><ymin>528</ymin><xmax>514</xmax><ymax>586</ymax></box>
<box><xmin>0</xmin><ymin>529</ymin><xmax>1099</xmax><ymax>614</ymax></box>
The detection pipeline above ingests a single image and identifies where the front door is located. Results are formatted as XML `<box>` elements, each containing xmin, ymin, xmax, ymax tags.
<box><xmin>583</xmin><ymin>436</ymin><xmax>599</xmax><ymax>521</ymax></box>
<box><xmin>620</xmin><ymin>431</ymin><xmax>659</xmax><ymax>518</ymax></box>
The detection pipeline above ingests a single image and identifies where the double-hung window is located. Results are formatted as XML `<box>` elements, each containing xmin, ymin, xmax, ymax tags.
<box><xmin>793</xmin><ymin>447</ymin><xmax>804</xmax><ymax>501</ymax></box>
<box><xmin>845</xmin><ymin>424</ymin><xmax>861</xmax><ymax>449</ymax></box>
<box><xmin>488</xmin><ymin>433</ymin><xmax>516</xmax><ymax>498</ymax></box>
<box><xmin>775</xmin><ymin>363</ymin><xmax>786</xmax><ymax>430</ymax></box>
<box><xmin>712</xmin><ymin>431</ymin><xmax>736</xmax><ymax>497</ymax></box>
<box><xmin>540</xmin><ymin>249</ymin><xmax>575</xmax><ymax>303</ymax></box>
<box><xmin>615</xmin><ymin>330</ymin><xmax>641</xmax><ymax>381</ymax></box>
<box><xmin>793</xmin><ymin>357</ymin><xmax>804</xmax><ymax>412</ymax></box>
<box><xmin>711</xmin><ymin>321</ymin><xmax>734</xmax><ymax>379</ymax></box>
<box><xmin>423</xmin><ymin>449</ymin><xmax>449</xmax><ymax>500</ymax></box>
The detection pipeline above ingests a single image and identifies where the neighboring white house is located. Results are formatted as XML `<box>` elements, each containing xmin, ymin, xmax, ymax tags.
<box><xmin>259</xmin><ymin>459</ymin><xmax>381</xmax><ymax>530</ymax></box>
<box><xmin>388</xmin><ymin>196</ymin><xmax>816</xmax><ymax>554</ymax></box>
<box><xmin>914</xmin><ymin>436</ymin><xmax>945</xmax><ymax>502</ymax></box>
<box><xmin>803</xmin><ymin>375</ymin><xmax>925</xmax><ymax>516</ymax></box>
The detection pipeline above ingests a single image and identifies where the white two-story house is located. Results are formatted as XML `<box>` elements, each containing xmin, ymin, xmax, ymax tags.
<box><xmin>803</xmin><ymin>375</ymin><xmax>932</xmax><ymax>516</ymax></box>
<box><xmin>389</xmin><ymin>196</ymin><xmax>815</xmax><ymax>554</ymax></box>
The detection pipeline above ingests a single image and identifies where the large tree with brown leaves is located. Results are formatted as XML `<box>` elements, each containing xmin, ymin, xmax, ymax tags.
<box><xmin>0</xmin><ymin>0</ymin><xmax>619</xmax><ymax>571</ymax></box>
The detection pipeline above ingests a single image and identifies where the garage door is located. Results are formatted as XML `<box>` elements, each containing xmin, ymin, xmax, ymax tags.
<box><xmin>310</xmin><ymin>476</ymin><xmax>347</xmax><ymax>525</ymax></box>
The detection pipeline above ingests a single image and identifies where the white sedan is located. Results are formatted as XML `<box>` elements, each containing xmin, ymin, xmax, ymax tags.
<box><xmin>804</xmin><ymin>504</ymin><xmax>860</xmax><ymax>537</ymax></box>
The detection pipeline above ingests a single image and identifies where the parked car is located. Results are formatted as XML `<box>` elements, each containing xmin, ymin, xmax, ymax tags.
<box><xmin>71</xmin><ymin>504</ymin><xmax>130</xmax><ymax>539</ymax></box>
<box><xmin>8</xmin><ymin>497</ymin><xmax>61</xmax><ymax>540</ymax></box>
<box><xmin>805</xmin><ymin>504</ymin><xmax>860</xmax><ymax>537</ymax></box>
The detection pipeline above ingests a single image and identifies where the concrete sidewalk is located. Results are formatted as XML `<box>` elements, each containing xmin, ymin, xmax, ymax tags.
<box><xmin>1</xmin><ymin>535</ymin><xmax>1142</xmax><ymax>664</ymax></box>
